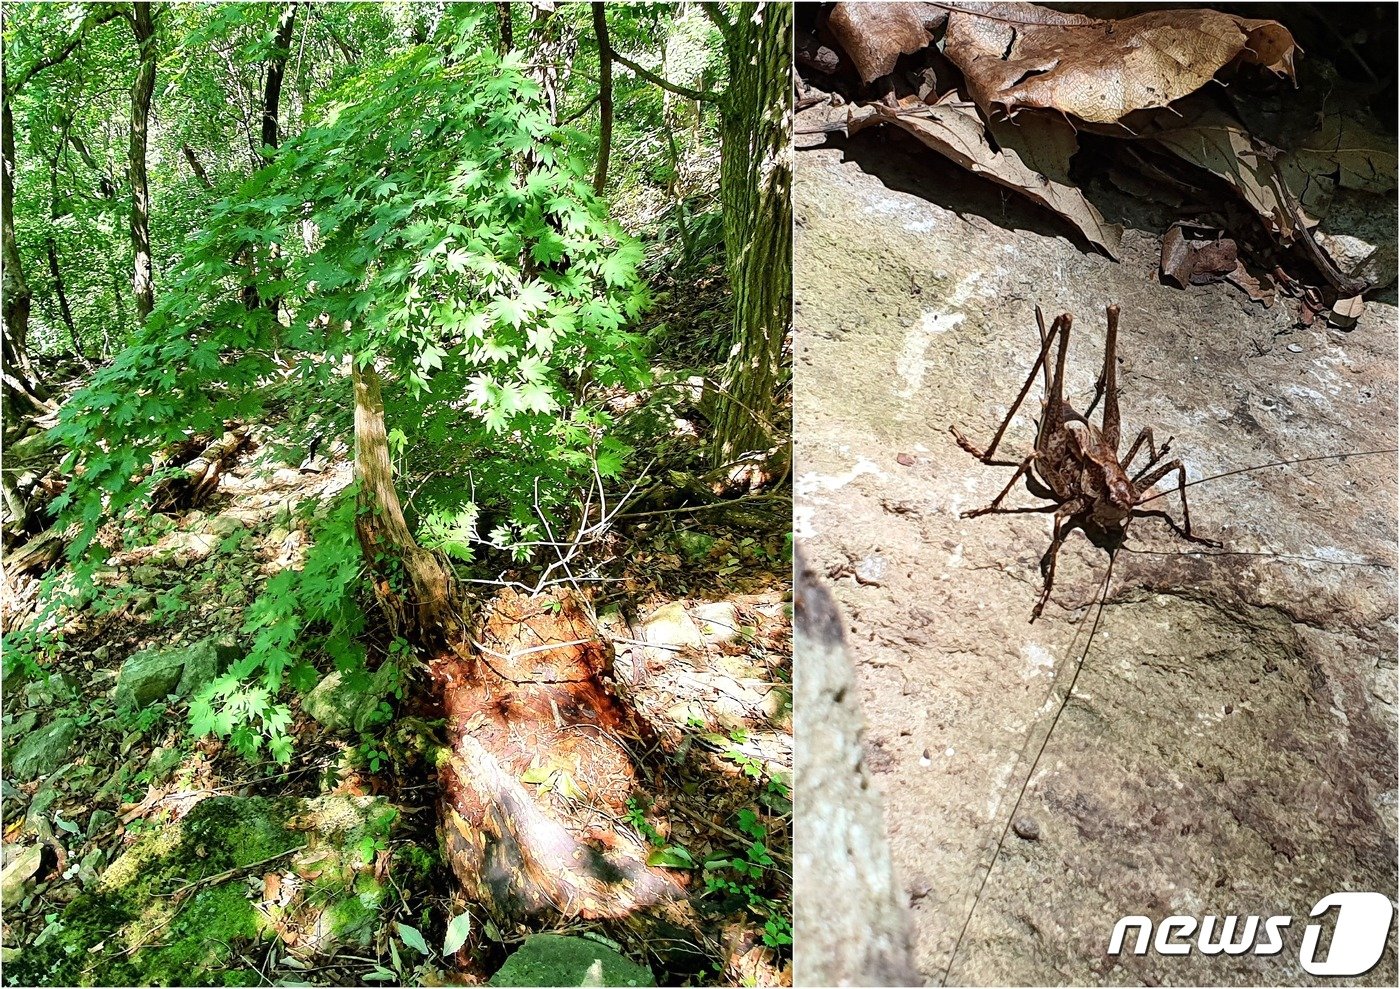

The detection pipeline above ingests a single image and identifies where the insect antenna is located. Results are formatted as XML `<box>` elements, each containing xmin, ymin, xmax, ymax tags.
<box><xmin>941</xmin><ymin>541</ymin><xmax>1122</xmax><ymax>986</ymax></box>
<box><xmin>1135</xmin><ymin>448</ymin><xmax>1397</xmax><ymax>507</ymax></box>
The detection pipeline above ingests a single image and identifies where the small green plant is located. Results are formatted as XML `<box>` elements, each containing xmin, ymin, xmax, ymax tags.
<box><xmin>355</xmin><ymin>739</ymin><xmax>390</xmax><ymax>773</ymax></box>
<box><xmin>702</xmin><ymin>809</ymin><xmax>791</xmax><ymax>949</ymax></box>
<box><xmin>118</xmin><ymin>702</ymin><xmax>168</xmax><ymax>735</ymax></box>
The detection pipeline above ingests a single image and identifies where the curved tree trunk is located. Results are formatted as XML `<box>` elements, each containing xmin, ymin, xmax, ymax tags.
<box><xmin>128</xmin><ymin>1</ymin><xmax>158</xmax><ymax>322</ymax></box>
<box><xmin>352</xmin><ymin>361</ymin><xmax>461</xmax><ymax>645</ymax></box>
<box><xmin>350</xmin><ymin>360</ymin><xmax>687</xmax><ymax>937</ymax></box>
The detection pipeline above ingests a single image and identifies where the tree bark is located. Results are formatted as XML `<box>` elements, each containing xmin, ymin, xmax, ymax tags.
<box><xmin>591</xmin><ymin>3</ymin><xmax>612</xmax><ymax>195</ymax></box>
<box><xmin>529</xmin><ymin>4</ymin><xmax>560</xmax><ymax>126</ymax></box>
<box><xmin>128</xmin><ymin>1</ymin><xmax>158</xmax><ymax>322</ymax></box>
<box><xmin>495</xmin><ymin>3</ymin><xmax>513</xmax><ymax>58</ymax></box>
<box><xmin>260</xmin><ymin>3</ymin><xmax>297</xmax><ymax>156</ymax></box>
<box><xmin>794</xmin><ymin>549</ymin><xmax>919</xmax><ymax>986</ymax></box>
<box><xmin>352</xmin><ymin>361</ymin><xmax>460</xmax><ymax>645</ymax></box>
<box><xmin>257</xmin><ymin>3</ymin><xmax>297</xmax><ymax>319</ymax></box>
<box><xmin>1</xmin><ymin>71</ymin><xmax>51</xmax><ymax>425</ymax></box>
<box><xmin>710</xmin><ymin>2</ymin><xmax>792</xmax><ymax>467</ymax></box>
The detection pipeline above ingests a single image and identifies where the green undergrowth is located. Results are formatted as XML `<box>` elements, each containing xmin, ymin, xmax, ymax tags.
<box><xmin>6</xmin><ymin>795</ymin><xmax>399</xmax><ymax>987</ymax></box>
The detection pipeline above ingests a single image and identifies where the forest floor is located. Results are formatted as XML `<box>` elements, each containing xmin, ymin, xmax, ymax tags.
<box><xmin>2</xmin><ymin>240</ymin><xmax>793</xmax><ymax>985</ymax></box>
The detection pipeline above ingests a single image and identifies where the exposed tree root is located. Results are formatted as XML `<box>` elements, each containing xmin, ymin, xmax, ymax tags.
<box><xmin>432</xmin><ymin>589</ymin><xmax>690</xmax><ymax>924</ymax></box>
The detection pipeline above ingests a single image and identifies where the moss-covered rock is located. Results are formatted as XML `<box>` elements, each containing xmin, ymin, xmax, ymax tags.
<box><xmin>489</xmin><ymin>934</ymin><xmax>656</xmax><ymax>987</ymax></box>
<box><xmin>4</xmin><ymin>794</ymin><xmax>399</xmax><ymax>987</ymax></box>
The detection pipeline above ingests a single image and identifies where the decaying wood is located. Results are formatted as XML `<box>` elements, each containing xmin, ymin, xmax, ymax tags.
<box><xmin>3</xmin><ymin>524</ymin><xmax>67</xmax><ymax>577</ymax></box>
<box><xmin>150</xmin><ymin>427</ymin><xmax>249</xmax><ymax>511</ymax></box>
<box><xmin>433</xmin><ymin>588</ymin><xmax>685</xmax><ymax>921</ymax></box>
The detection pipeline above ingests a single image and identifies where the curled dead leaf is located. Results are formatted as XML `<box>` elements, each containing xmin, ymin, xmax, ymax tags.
<box><xmin>848</xmin><ymin>103</ymin><xmax>1121</xmax><ymax>257</ymax></box>
<box><xmin>827</xmin><ymin>2</ymin><xmax>947</xmax><ymax>84</ymax></box>
<box><xmin>1160</xmin><ymin>224</ymin><xmax>1239</xmax><ymax>288</ymax></box>
<box><xmin>943</xmin><ymin>2</ymin><xmax>1297</xmax><ymax>124</ymax></box>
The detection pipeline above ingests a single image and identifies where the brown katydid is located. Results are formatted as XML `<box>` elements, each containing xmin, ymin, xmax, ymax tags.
<box><xmin>950</xmin><ymin>303</ymin><xmax>1219</xmax><ymax>622</ymax></box>
<box><xmin>938</xmin><ymin>303</ymin><xmax>1396</xmax><ymax>985</ymax></box>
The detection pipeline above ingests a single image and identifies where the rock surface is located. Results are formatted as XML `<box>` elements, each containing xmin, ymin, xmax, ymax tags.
<box><xmin>302</xmin><ymin>665</ymin><xmax>397</xmax><ymax>734</ymax></box>
<box><xmin>7</xmin><ymin>717</ymin><xmax>78</xmax><ymax>781</ymax></box>
<box><xmin>796</xmin><ymin>138</ymin><xmax>1397</xmax><ymax>986</ymax></box>
<box><xmin>488</xmin><ymin>933</ymin><xmax>655</xmax><ymax>987</ymax></box>
<box><xmin>114</xmin><ymin>638</ymin><xmax>236</xmax><ymax>710</ymax></box>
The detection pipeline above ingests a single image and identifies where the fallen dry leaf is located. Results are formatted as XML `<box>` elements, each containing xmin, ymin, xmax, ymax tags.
<box><xmin>1225</xmin><ymin>263</ymin><xmax>1275</xmax><ymax>307</ymax></box>
<box><xmin>943</xmin><ymin>2</ymin><xmax>1297</xmax><ymax>124</ymax></box>
<box><xmin>1148</xmin><ymin>101</ymin><xmax>1301</xmax><ymax>238</ymax></box>
<box><xmin>1160</xmin><ymin>224</ymin><xmax>1239</xmax><ymax>288</ymax></box>
<box><xmin>827</xmin><ymin>2</ymin><xmax>947</xmax><ymax>84</ymax></box>
<box><xmin>1330</xmin><ymin>294</ymin><xmax>1365</xmax><ymax>327</ymax></box>
<box><xmin>849</xmin><ymin>103</ymin><xmax>1122</xmax><ymax>256</ymax></box>
<box><xmin>1279</xmin><ymin>110</ymin><xmax>1399</xmax><ymax>216</ymax></box>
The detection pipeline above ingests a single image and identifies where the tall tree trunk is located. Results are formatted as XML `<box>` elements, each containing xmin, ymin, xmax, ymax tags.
<box><xmin>495</xmin><ymin>3</ymin><xmax>513</xmax><ymax>58</ymax></box>
<box><xmin>258</xmin><ymin>2</ymin><xmax>297</xmax><ymax>320</ymax></box>
<box><xmin>45</xmin><ymin>150</ymin><xmax>81</xmax><ymax>356</ymax></box>
<box><xmin>260</xmin><ymin>3</ymin><xmax>297</xmax><ymax>155</ymax></box>
<box><xmin>711</xmin><ymin>2</ymin><xmax>792</xmax><ymax>467</ymax></box>
<box><xmin>1</xmin><ymin>75</ymin><xmax>51</xmax><ymax>425</ymax></box>
<box><xmin>527</xmin><ymin>3</ymin><xmax>560</xmax><ymax>127</ymax></box>
<box><xmin>128</xmin><ymin>1</ymin><xmax>157</xmax><ymax>322</ymax></box>
<box><xmin>44</xmin><ymin>242</ymin><xmax>80</xmax><ymax>356</ymax></box>
<box><xmin>591</xmin><ymin>3</ymin><xmax>612</xmax><ymax>195</ymax></box>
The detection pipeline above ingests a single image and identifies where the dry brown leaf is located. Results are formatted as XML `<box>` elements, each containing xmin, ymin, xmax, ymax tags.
<box><xmin>1148</xmin><ymin>102</ymin><xmax>1300</xmax><ymax>237</ymax></box>
<box><xmin>1287</xmin><ymin>112</ymin><xmax>1398</xmax><ymax>198</ymax></box>
<box><xmin>827</xmin><ymin>2</ymin><xmax>947</xmax><ymax>84</ymax></box>
<box><xmin>1331</xmin><ymin>295</ymin><xmax>1365</xmax><ymax>322</ymax></box>
<box><xmin>849</xmin><ymin>104</ymin><xmax>1121</xmax><ymax>256</ymax></box>
<box><xmin>1160</xmin><ymin>224</ymin><xmax>1238</xmax><ymax>288</ymax></box>
<box><xmin>1225</xmin><ymin>263</ymin><xmax>1275</xmax><ymax>307</ymax></box>
<box><xmin>943</xmin><ymin>2</ymin><xmax>1297</xmax><ymax>124</ymax></box>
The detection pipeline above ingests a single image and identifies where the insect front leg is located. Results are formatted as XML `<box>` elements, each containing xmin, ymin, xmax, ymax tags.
<box><xmin>961</xmin><ymin>452</ymin><xmax>1040</xmax><ymax>518</ymax></box>
<box><xmin>951</xmin><ymin>313</ymin><xmax>1065</xmax><ymax>465</ymax></box>
<box><xmin>1121</xmin><ymin>427</ymin><xmax>1173</xmax><ymax>476</ymax></box>
<box><xmin>1032</xmin><ymin>497</ymin><xmax>1087</xmax><ymax>621</ymax></box>
<box><xmin>1133</xmin><ymin>458</ymin><xmax>1222</xmax><ymax>547</ymax></box>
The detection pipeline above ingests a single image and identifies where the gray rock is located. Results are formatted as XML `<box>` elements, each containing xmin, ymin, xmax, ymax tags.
<box><xmin>8</xmin><ymin>717</ymin><xmax>78</xmax><ymax>781</ymax></box>
<box><xmin>489</xmin><ymin>934</ymin><xmax>655</xmax><ymax>987</ymax></box>
<box><xmin>1316</xmin><ymin>188</ymin><xmax>1398</xmax><ymax>290</ymax></box>
<box><xmin>796</xmin><ymin>146</ymin><xmax>1399</xmax><ymax>987</ymax></box>
<box><xmin>202</xmin><ymin>515</ymin><xmax>245</xmax><ymax>539</ymax></box>
<box><xmin>115</xmin><ymin>639</ymin><xmax>237</xmax><ymax>711</ymax></box>
<box><xmin>303</xmin><ymin>665</ymin><xmax>397</xmax><ymax>734</ymax></box>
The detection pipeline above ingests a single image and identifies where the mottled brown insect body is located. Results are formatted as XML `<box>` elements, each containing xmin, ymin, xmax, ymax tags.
<box><xmin>951</xmin><ymin>304</ymin><xmax>1220</xmax><ymax>620</ymax></box>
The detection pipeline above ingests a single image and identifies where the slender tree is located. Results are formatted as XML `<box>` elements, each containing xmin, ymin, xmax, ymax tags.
<box><xmin>708</xmin><ymin>2</ymin><xmax>792</xmax><ymax>467</ymax></box>
<box><xmin>602</xmin><ymin>3</ymin><xmax>793</xmax><ymax>468</ymax></box>
<box><xmin>127</xmin><ymin>1</ymin><xmax>158</xmax><ymax>321</ymax></box>
<box><xmin>591</xmin><ymin>3</ymin><xmax>612</xmax><ymax>194</ymax></box>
